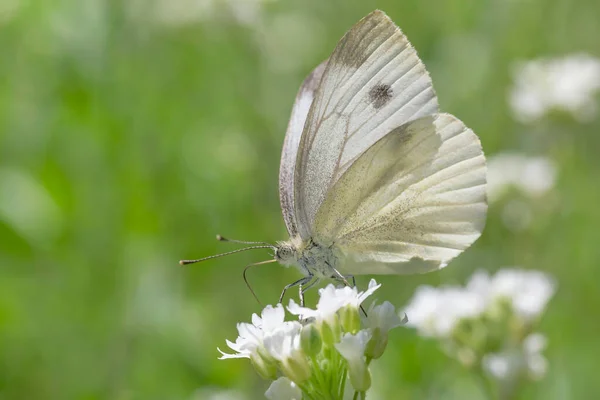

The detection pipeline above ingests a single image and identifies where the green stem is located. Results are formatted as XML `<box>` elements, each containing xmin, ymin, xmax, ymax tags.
<box><xmin>338</xmin><ymin>366</ymin><xmax>347</xmax><ymax>399</ymax></box>
<box><xmin>352</xmin><ymin>392</ymin><xmax>359</xmax><ymax>400</ymax></box>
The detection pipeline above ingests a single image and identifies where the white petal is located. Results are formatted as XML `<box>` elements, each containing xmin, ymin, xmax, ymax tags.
<box><xmin>217</xmin><ymin>347</ymin><xmax>250</xmax><ymax>359</ymax></box>
<box><xmin>335</xmin><ymin>330</ymin><xmax>372</xmax><ymax>363</ymax></box>
<box><xmin>523</xmin><ymin>333</ymin><xmax>547</xmax><ymax>355</ymax></box>
<box><xmin>263</xmin><ymin>321</ymin><xmax>302</xmax><ymax>361</ymax></box>
<box><xmin>527</xmin><ymin>353</ymin><xmax>548</xmax><ymax>380</ymax></box>
<box><xmin>265</xmin><ymin>377</ymin><xmax>302</xmax><ymax>400</ymax></box>
<box><xmin>492</xmin><ymin>269</ymin><xmax>556</xmax><ymax>320</ymax></box>
<box><xmin>260</xmin><ymin>304</ymin><xmax>287</xmax><ymax>332</ymax></box>
<box><xmin>364</xmin><ymin>301</ymin><xmax>403</xmax><ymax>332</ymax></box>
<box><xmin>287</xmin><ymin>299</ymin><xmax>317</xmax><ymax>318</ymax></box>
<box><xmin>483</xmin><ymin>353</ymin><xmax>512</xmax><ymax>380</ymax></box>
<box><xmin>357</xmin><ymin>280</ymin><xmax>381</xmax><ymax>303</ymax></box>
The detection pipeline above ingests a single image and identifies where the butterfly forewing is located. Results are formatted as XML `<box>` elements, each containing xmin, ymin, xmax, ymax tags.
<box><xmin>279</xmin><ymin>60</ymin><xmax>328</xmax><ymax>238</ymax></box>
<box><xmin>292</xmin><ymin>10</ymin><xmax>439</xmax><ymax>239</ymax></box>
<box><xmin>314</xmin><ymin>113</ymin><xmax>487</xmax><ymax>275</ymax></box>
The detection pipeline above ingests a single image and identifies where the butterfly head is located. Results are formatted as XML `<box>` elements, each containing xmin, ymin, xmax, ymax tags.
<box><xmin>274</xmin><ymin>241</ymin><xmax>298</xmax><ymax>266</ymax></box>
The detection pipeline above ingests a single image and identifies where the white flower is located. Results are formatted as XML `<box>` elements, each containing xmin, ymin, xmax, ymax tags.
<box><xmin>218</xmin><ymin>304</ymin><xmax>285</xmax><ymax>359</ymax></box>
<box><xmin>487</xmin><ymin>153</ymin><xmax>557</xmax><ymax>202</ymax></box>
<box><xmin>403</xmin><ymin>285</ymin><xmax>486</xmax><ymax>337</ymax></box>
<box><xmin>489</xmin><ymin>269</ymin><xmax>556</xmax><ymax>321</ymax></box>
<box><xmin>263</xmin><ymin>320</ymin><xmax>311</xmax><ymax>383</ymax></box>
<box><xmin>483</xmin><ymin>333</ymin><xmax>548</xmax><ymax>381</ymax></box>
<box><xmin>335</xmin><ymin>330</ymin><xmax>371</xmax><ymax>365</ymax></box>
<box><xmin>265</xmin><ymin>377</ymin><xmax>302</xmax><ymax>400</ymax></box>
<box><xmin>483</xmin><ymin>351</ymin><xmax>516</xmax><ymax>380</ymax></box>
<box><xmin>363</xmin><ymin>301</ymin><xmax>405</xmax><ymax>333</ymax></box>
<box><xmin>510</xmin><ymin>53</ymin><xmax>600</xmax><ymax>122</ymax></box>
<box><xmin>405</xmin><ymin>269</ymin><xmax>556</xmax><ymax>339</ymax></box>
<box><xmin>523</xmin><ymin>333</ymin><xmax>548</xmax><ymax>380</ymax></box>
<box><xmin>263</xmin><ymin>321</ymin><xmax>302</xmax><ymax>361</ymax></box>
<box><xmin>288</xmin><ymin>279</ymin><xmax>381</xmax><ymax>323</ymax></box>
<box><xmin>362</xmin><ymin>301</ymin><xmax>405</xmax><ymax>359</ymax></box>
<box><xmin>335</xmin><ymin>330</ymin><xmax>372</xmax><ymax>391</ymax></box>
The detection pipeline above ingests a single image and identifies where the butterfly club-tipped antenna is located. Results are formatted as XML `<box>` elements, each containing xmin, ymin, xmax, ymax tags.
<box><xmin>179</xmin><ymin>235</ymin><xmax>277</xmax><ymax>305</ymax></box>
<box><xmin>179</xmin><ymin>234</ymin><xmax>276</xmax><ymax>266</ymax></box>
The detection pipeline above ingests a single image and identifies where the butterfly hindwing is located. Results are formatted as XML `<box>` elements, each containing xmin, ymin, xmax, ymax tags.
<box><xmin>314</xmin><ymin>113</ymin><xmax>487</xmax><ymax>275</ymax></box>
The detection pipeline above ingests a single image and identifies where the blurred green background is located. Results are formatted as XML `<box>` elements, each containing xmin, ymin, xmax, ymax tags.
<box><xmin>1</xmin><ymin>0</ymin><xmax>600</xmax><ymax>399</ymax></box>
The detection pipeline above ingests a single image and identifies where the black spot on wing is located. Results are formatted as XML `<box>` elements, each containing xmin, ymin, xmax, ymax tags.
<box><xmin>368</xmin><ymin>84</ymin><xmax>393</xmax><ymax>109</ymax></box>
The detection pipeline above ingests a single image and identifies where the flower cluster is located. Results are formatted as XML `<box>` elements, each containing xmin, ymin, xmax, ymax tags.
<box><xmin>486</xmin><ymin>153</ymin><xmax>558</xmax><ymax>232</ymax></box>
<box><xmin>403</xmin><ymin>268</ymin><xmax>555</xmax><ymax>390</ymax></box>
<box><xmin>509</xmin><ymin>53</ymin><xmax>600</xmax><ymax>122</ymax></box>
<box><xmin>487</xmin><ymin>153</ymin><xmax>557</xmax><ymax>203</ymax></box>
<box><xmin>219</xmin><ymin>279</ymin><xmax>405</xmax><ymax>399</ymax></box>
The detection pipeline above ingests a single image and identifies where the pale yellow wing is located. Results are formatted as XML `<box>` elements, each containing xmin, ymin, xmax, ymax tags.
<box><xmin>292</xmin><ymin>10</ymin><xmax>439</xmax><ymax>239</ymax></box>
<box><xmin>314</xmin><ymin>114</ymin><xmax>487</xmax><ymax>274</ymax></box>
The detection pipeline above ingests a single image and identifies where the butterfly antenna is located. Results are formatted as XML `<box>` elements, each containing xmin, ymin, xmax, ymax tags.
<box><xmin>179</xmin><ymin>245</ymin><xmax>274</xmax><ymax>266</ymax></box>
<box><xmin>216</xmin><ymin>234</ymin><xmax>274</xmax><ymax>247</ymax></box>
<box><xmin>243</xmin><ymin>259</ymin><xmax>277</xmax><ymax>306</ymax></box>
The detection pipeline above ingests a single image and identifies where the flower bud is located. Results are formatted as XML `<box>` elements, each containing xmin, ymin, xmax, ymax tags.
<box><xmin>365</xmin><ymin>327</ymin><xmax>388</xmax><ymax>359</ymax></box>
<box><xmin>281</xmin><ymin>352</ymin><xmax>312</xmax><ymax>383</ymax></box>
<box><xmin>348</xmin><ymin>362</ymin><xmax>371</xmax><ymax>392</ymax></box>
<box><xmin>250</xmin><ymin>353</ymin><xmax>277</xmax><ymax>381</ymax></box>
<box><xmin>339</xmin><ymin>305</ymin><xmax>361</xmax><ymax>334</ymax></box>
<box><xmin>320</xmin><ymin>317</ymin><xmax>340</xmax><ymax>346</ymax></box>
<box><xmin>301</xmin><ymin>323</ymin><xmax>322</xmax><ymax>357</ymax></box>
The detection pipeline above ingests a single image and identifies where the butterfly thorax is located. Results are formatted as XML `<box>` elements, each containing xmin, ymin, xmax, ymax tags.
<box><xmin>275</xmin><ymin>237</ymin><xmax>339</xmax><ymax>278</ymax></box>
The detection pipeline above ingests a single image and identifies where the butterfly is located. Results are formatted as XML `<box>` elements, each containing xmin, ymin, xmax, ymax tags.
<box><xmin>181</xmin><ymin>10</ymin><xmax>487</xmax><ymax>306</ymax></box>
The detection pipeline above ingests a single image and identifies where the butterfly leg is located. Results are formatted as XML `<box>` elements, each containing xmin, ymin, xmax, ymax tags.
<box><xmin>299</xmin><ymin>278</ymin><xmax>320</xmax><ymax>307</ymax></box>
<box><xmin>330</xmin><ymin>266</ymin><xmax>353</xmax><ymax>287</ymax></box>
<box><xmin>344</xmin><ymin>274</ymin><xmax>357</xmax><ymax>288</ymax></box>
<box><xmin>279</xmin><ymin>275</ymin><xmax>313</xmax><ymax>305</ymax></box>
<box><xmin>330</xmin><ymin>267</ymin><xmax>367</xmax><ymax>316</ymax></box>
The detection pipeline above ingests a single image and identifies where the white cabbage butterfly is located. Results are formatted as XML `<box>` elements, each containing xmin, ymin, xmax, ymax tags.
<box><xmin>182</xmin><ymin>10</ymin><xmax>487</xmax><ymax>305</ymax></box>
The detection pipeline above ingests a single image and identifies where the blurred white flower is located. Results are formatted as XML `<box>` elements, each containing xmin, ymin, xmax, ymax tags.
<box><xmin>405</xmin><ymin>268</ymin><xmax>556</xmax><ymax>338</ymax></box>
<box><xmin>363</xmin><ymin>301</ymin><xmax>405</xmax><ymax>333</ymax></box>
<box><xmin>523</xmin><ymin>333</ymin><xmax>549</xmax><ymax>379</ymax></box>
<box><xmin>403</xmin><ymin>285</ymin><xmax>486</xmax><ymax>337</ymax></box>
<box><xmin>469</xmin><ymin>269</ymin><xmax>556</xmax><ymax>321</ymax></box>
<box><xmin>265</xmin><ymin>377</ymin><xmax>302</xmax><ymax>400</ymax></box>
<box><xmin>288</xmin><ymin>279</ymin><xmax>381</xmax><ymax>324</ymax></box>
<box><xmin>218</xmin><ymin>304</ymin><xmax>285</xmax><ymax>359</ymax></box>
<box><xmin>510</xmin><ymin>53</ymin><xmax>600</xmax><ymax>122</ymax></box>
<box><xmin>483</xmin><ymin>351</ymin><xmax>514</xmax><ymax>380</ymax></box>
<box><xmin>487</xmin><ymin>153</ymin><xmax>557</xmax><ymax>202</ymax></box>
<box><xmin>483</xmin><ymin>333</ymin><xmax>548</xmax><ymax>381</ymax></box>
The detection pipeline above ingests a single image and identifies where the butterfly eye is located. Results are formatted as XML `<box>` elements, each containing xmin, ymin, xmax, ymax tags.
<box><xmin>275</xmin><ymin>244</ymin><xmax>295</xmax><ymax>263</ymax></box>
